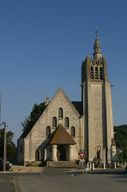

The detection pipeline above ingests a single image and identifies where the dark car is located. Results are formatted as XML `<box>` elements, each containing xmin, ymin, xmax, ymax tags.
<box><xmin>0</xmin><ymin>160</ymin><xmax>12</xmax><ymax>171</ymax></box>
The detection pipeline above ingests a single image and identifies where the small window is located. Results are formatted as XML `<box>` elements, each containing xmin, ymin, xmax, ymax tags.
<box><xmin>52</xmin><ymin>116</ymin><xmax>57</xmax><ymax>128</ymax></box>
<box><xmin>58</xmin><ymin>107</ymin><xmax>63</xmax><ymax>119</ymax></box>
<box><xmin>71</xmin><ymin>126</ymin><xmax>75</xmax><ymax>137</ymax></box>
<box><xmin>65</xmin><ymin>117</ymin><xmax>69</xmax><ymax>128</ymax></box>
<box><xmin>46</xmin><ymin>126</ymin><xmax>51</xmax><ymax>137</ymax></box>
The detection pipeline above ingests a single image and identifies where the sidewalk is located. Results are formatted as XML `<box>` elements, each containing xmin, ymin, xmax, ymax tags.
<box><xmin>0</xmin><ymin>165</ymin><xmax>43</xmax><ymax>173</ymax></box>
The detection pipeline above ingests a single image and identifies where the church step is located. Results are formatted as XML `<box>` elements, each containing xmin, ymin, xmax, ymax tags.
<box><xmin>47</xmin><ymin>161</ymin><xmax>79</xmax><ymax>168</ymax></box>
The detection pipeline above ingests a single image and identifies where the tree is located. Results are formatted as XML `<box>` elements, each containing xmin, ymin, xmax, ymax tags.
<box><xmin>114</xmin><ymin>124</ymin><xmax>127</xmax><ymax>162</ymax></box>
<box><xmin>21</xmin><ymin>102</ymin><xmax>45</xmax><ymax>132</ymax></box>
<box><xmin>0</xmin><ymin>129</ymin><xmax>16</xmax><ymax>163</ymax></box>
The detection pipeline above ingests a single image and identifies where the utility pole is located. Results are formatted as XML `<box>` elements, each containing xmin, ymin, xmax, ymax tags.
<box><xmin>0</xmin><ymin>92</ymin><xmax>1</xmax><ymax>124</ymax></box>
<box><xmin>0</xmin><ymin>94</ymin><xmax>7</xmax><ymax>171</ymax></box>
<box><xmin>0</xmin><ymin>122</ymin><xmax>7</xmax><ymax>171</ymax></box>
<box><xmin>3</xmin><ymin>122</ymin><xmax>7</xmax><ymax>171</ymax></box>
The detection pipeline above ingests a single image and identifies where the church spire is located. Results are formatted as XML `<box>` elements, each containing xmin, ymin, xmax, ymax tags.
<box><xmin>93</xmin><ymin>31</ymin><xmax>102</xmax><ymax>60</ymax></box>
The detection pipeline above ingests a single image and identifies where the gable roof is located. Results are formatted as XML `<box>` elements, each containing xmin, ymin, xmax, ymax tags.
<box><xmin>54</xmin><ymin>88</ymin><xmax>81</xmax><ymax>117</ymax></box>
<box><xmin>49</xmin><ymin>124</ymin><xmax>76</xmax><ymax>145</ymax></box>
<box><xmin>19</xmin><ymin>88</ymin><xmax>83</xmax><ymax>139</ymax></box>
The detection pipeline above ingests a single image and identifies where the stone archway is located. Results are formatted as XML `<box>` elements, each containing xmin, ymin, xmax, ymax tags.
<box><xmin>57</xmin><ymin>145</ymin><xmax>67</xmax><ymax>161</ymax></box>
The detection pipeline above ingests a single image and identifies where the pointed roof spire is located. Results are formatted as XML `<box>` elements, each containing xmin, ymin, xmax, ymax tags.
<box><xmin>93</xmin><ymin>31</ymin><xmax>102</xmax><ymax>59</ymax></box>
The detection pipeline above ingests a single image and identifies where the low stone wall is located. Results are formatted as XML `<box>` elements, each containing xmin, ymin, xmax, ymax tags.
<box><xmin>11</xmin><ymin>165</ymin><xmax>43</xmax><ymax>173</ymax></box>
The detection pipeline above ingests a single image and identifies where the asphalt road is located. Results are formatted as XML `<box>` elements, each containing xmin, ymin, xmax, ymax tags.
<box><xmin>0</xmin><ymin>168</ymin><xmax>127</xmax><ymax>192</ymax></box>
<box><xmin>0</xmin><ymin>175</ymin><xmax>15</xmax><ymax>192</ymax></box>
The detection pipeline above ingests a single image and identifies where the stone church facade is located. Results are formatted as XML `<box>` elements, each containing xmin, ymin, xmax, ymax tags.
<box><xmin>17</xmin><ymin>37</ymin><xmax>116</xmax><ymax>166</ymax></box>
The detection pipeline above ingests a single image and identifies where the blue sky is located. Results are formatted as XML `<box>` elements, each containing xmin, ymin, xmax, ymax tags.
<box><xmin>0</xmin><ymin>0</ymin><xmax>127</xmax><ymax>143</ymax></box>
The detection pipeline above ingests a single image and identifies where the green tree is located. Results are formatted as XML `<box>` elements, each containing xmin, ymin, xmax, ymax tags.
<box><xmin>21</xmin><ymin>103</ymin><xmax>45</xmax><ymax>132</ymax></box>
<box><xmin>114</xmin><ymin>124</ymin><xmax>127</xmax><ymax>162</ymax></box>
<box><xmin>0</xmin><ymin>129</ymin><xmax>16</xmax><ymax>163</ymax></box>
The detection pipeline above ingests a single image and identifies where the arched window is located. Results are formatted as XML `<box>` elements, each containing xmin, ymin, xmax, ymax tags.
<box><xmin>46</xmin><ymin>126</ymin><xmax>51</xmax><ymax>137</ymax></box>
<box><xmin>58</xmin><ymin>107</ymin><xmax>63</xmax><ymax>119</ymax></box>
<box><xmin>52</xmin><ymin>116</ymin><xmax>57</xmax><ymax>128</ymax></box>
<box><xmin>71</xmin><ymin>126</ymin><xmax>75</xmax><ymax>137</ymax></box>
<box><xmin>65</xmin><ymin>117</ymin><xmax>69</xmax><ymax>128</ymax></box>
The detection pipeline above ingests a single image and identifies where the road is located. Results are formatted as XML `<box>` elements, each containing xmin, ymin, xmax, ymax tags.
<box><xmin>0</xmin><ymin>175</ymin><xmax>15</xmax><ymax>192</ymax></box>
<box><xmin>0</xmin><ymin>168</ymin><xmax>127</xmax><ymax>192</ymax></box>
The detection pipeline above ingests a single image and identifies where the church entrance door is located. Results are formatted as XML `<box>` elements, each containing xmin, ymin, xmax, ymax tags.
<box><xmin>57</xmin><ymin>145</ymin><xmax>66</xmax><ymax>161</ymax></box>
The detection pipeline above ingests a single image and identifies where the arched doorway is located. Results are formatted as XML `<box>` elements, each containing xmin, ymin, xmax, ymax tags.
<box><xmin>95</xmin><ymin>145</ymin><xmax>101</xmax><ymax>163</ymax></box>
<box><xmin>57</xmin><ymin>145</ymin><xmax>66</xmax><ymax>161</ymax></box>
<box><xmin>35</xmin><ymin>150</ymin><xmax>40</xmax><ymax>161</ymax></box>
<box><xmin>97</xmin><ymin>150</ymin><xmax>101</xmax><ymax>162</ymax></box>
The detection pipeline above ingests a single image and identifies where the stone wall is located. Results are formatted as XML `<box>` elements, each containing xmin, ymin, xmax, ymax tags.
<box><xmin>87</xmin><ymin>81</ymin><xmax>103</xmax><ymax>161</ymax></box>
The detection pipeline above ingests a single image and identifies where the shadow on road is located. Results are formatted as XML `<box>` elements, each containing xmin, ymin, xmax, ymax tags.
<box><xmin>66</xmin><ymin>168</ymin><xmax>127</xmax><ymax>177</ymax></box>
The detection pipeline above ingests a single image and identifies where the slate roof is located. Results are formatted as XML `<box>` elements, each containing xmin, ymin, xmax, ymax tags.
<box><xmin>49</xmin><ymin>124</ymin><xmax>76</xmax><ymax>145</ymax></box>
<box><xmin>72</xmin><ymin>101</ymin><xmax>83</xmax><ymax>116</ymax></box>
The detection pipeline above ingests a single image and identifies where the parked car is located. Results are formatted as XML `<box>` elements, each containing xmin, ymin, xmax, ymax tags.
<box><xmin>0</xmin><ymin>160</ymin><xmax>12</xmax><ymax>171</ymax></box>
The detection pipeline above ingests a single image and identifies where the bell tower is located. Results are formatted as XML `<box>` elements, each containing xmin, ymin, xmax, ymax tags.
<box><xmin>81</xmin><ymin>35</ymin><xmax>115</xmax><ymax>163</ymax></box>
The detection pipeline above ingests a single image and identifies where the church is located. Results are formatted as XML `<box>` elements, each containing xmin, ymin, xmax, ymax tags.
<box><xmin>17</xmin><ymin>36</ymin><xmax>116</xmax><ymax>167</ymax></box>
